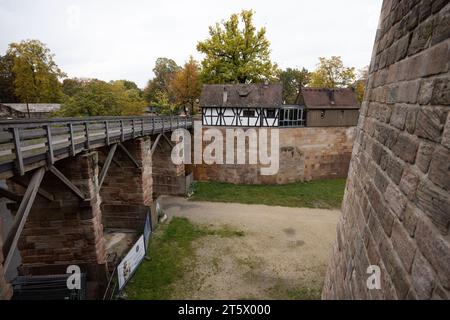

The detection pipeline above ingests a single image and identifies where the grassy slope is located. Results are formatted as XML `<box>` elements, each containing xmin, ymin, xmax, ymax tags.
<box><xmin>125</xmin><ymin>217</ymin><xmax>243</xmax><ymax>300</ymax></box>
<box><xmin>190</xmin><ymin>179</ymin><xmax>346</xmax><ymax>209</ymax></box>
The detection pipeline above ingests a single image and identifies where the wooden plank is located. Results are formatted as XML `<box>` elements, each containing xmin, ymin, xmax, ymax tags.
<box><xmin>98</xmin><ymin>144</ymin><xmax>117</xmax><ymax>188</ymax></box>
<box><xmin>105</xmin><ymin>121</ymin><xmax>110</xmax><ymax>145</ymax></box>
<box><xmin>2</xmin><ymin>167</ymin><xmax>45</xmax><ymax>270</ymax></box>
<box><xmin>12</xmin><ymin>127</ymin><xmax>24</xmax><ymax>176</ymax></box>
<box><xmin>45</xmin><ymin>125</ymin><xmax>54</xmax><ymax>164</ymax></box>
<box><xmin>49</xmin><ymin>165</ymin><xmax>86</xmax><ymax>200</ymax></box>
<box><xmin>69</xmin><ymin>123</ymin><xmax>76</xmax><ymax>156</ymax></box>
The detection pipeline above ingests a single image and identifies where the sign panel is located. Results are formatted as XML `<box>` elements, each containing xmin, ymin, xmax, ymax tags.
<box><xmin>117</xmin><ymin>235</ymin><xmax>145</xmax><ymax>291</ymax></box>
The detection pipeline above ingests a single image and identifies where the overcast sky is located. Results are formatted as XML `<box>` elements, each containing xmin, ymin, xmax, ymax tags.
<box><xmin>0</xmin><ymin>0</ymin><xmax>383</xmax><ymax>88</ymax></box>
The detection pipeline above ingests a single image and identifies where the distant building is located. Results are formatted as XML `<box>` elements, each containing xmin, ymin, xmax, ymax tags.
<box><xmin>200</xmin><ymin>83</ymin><xmax>287</xmax><ymax>127</ymax></box>
<box><xmin>295</xmin><ymin>88</ymin><xmax>360</xmax><ymax>127</ymax></box>
<box><xmin>0</xmin><ymin>103</ymin><xmax>61</xmax><ymax>119</ymax></box>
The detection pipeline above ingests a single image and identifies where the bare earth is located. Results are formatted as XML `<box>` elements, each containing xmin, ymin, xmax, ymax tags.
<box><xmin>160</xmin><ymin>196</ymin><xmax>340</xmax><ymax>300</ymax></box>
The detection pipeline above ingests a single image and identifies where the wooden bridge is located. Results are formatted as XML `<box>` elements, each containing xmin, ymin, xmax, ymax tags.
<box><xmin>0</xmin><ymin>115</ymin><xmax>193</xmax><ymax>299</ymax></box>
<box><xmin>0</xmin><ymin>115</ymin><xmax>192</xmax><ymax>179</ymax></box>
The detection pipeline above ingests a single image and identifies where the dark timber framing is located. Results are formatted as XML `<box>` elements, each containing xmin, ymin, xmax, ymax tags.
<box><xmin>202</xmin><ymin>107</ymin><xmax>281</xmax><ymax>127</ymax></box>
<box><xmin>0</xmin><ymin>115</ymin><xmax>192</xmax><ymax>180</ymax></box>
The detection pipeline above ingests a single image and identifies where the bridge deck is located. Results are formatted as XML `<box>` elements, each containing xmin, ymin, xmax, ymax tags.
<box><xmin>0</xmin><ymin>116</ymin><xmax>192</xmax><ymax>179</ymax></box>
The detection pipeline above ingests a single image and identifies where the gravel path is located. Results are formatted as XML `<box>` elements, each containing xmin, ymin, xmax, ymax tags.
<box><xmin>160</xmin><ymin>196</ymin><xmax>340</xmax><ymax>300</ymax></box>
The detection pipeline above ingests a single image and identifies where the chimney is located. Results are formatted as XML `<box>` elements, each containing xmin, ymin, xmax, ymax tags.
<box><xmin>223</xmin><ymin>87</ymin><xmax>228</xmax><ymax>104</ymax></box>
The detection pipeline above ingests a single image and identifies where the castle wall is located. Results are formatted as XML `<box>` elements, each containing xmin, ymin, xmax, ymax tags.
<box><xmin>322</xmin><ymin>0</ymin><xmax>450</xmax><ymax>299</ymax></box>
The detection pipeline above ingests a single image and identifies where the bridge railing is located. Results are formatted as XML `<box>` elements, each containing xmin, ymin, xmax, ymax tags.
<box><xmin>0</xmin><ymin>115</ymin><xmax>192</xmax><ymax>179</ymax></box>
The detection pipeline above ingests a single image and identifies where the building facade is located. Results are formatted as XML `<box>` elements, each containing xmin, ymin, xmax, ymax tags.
<box><xmin>192</xmin><ymin>83</ymin><xmax>360</xmax><ymax>184</ymax></box>
<box><xmin>296</xmin><ymin>88</ymin><xmax>360</xmax><ymax>127</ymax></box>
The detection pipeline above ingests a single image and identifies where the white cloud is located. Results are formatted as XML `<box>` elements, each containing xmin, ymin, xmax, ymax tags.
<box><xmin>0</xmin><ymin>0</ymin><xmax>383</xmax><ymax>88</ymax></box>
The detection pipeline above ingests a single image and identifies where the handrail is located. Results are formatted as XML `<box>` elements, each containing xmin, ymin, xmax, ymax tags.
<box><xmin>0</xmin><ymin>115</ymin><xmax>183</xmax><ymax>128</ymax></box>
<box><xmin>0</xmin><ymin>115</ymin><xmax>193</xmax><ymax>179</ymax></box>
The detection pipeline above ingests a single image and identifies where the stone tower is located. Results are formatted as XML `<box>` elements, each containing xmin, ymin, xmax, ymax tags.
<box><xmin>322</xmin><ymin>0</ymin><xmax>449</xmax><ymax>299</ymax></box>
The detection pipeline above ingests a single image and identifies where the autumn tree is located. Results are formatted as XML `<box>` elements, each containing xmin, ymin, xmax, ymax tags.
<box><xmin>309</xmin><ymin>56</ymin><xmax>356</xmax><ymax>89</ymax></box>
<box><xmin>143</xmin><ymin>57</ymin><xmax>180</xmax><ymax>104</ymax></box>
<box><xmin>354</xmin><ymin>66</ymin><xmax>369</xmax><ymax>104</ymax></box>
<box><xmin>7</xmin><ymin>40</ymin><xmax>65</xmax><ymax>103</ymax></box>
<box><xmin>277</xmin><ymin>67</ymin><xmax>310</xmax><ymax>104</ymax></box>
<box><xmin>0</xmin><ymin>54</ymin><xmax>18</xmax><ymax>102</ymax></box>
<box><xmin>197</xmin><ymin>10</ymin><xmax>277</xmax><ymax>84</ymax></box>
<box><xmin>170</xmin><ymin>56</ymin><xmax>202</xmax><ymax>115</ymax></box>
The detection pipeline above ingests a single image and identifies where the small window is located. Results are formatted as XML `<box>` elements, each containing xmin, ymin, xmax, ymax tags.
<box><xmin>266</xmin><ymin>109</ymin><xmax>276</xmax><ymax>118</ymax></box>
<box><xmin>321</xmin><ymin>110</ymin><xmax>326</xmax><ymax>119</ymax></box>
<box><xmin>243</xmin><ymin>109</ymin><xmax>255</xmax><ymax>117</ymax></box>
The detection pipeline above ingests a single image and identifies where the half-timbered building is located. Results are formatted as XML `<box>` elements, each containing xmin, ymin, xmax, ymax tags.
<box><xmin>200</xmin><ymin>84</ymin><xmax>285</xmax><ymax>127</ymax></box>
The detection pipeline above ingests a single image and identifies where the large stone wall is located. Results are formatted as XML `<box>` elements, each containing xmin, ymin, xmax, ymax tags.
<box><xmin>152</xmin><ymin>137</ymin><xmax>186</xmax><ymax>195</ymax></box>
<box><xmin>191</xmin><ymin>126</ymin><xmax>355</xmax><ymax>184</ymax></box>
<box><xmin>100</xmin><ymin>138</ymin><xmax>153</xmax><ymax>230</ymax></box>
<box><xmin>323</xmin><ymin>0</ymin><xmax>449</xmax><ymax>299</ymax></box>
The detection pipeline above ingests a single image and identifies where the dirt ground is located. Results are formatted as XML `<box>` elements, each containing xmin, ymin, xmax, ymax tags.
<box><xmin>160</xmin><ymin>196</ymin><xmax>340</xmax><ymax>300</ymax></box>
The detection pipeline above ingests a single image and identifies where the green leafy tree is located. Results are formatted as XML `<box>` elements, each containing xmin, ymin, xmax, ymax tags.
<box><xmin>143</xmin><ymin>57</ymin><xmax>180</xmax><ymax>104</ymax></box>
<box><xmin>62</xmin><ymin>77</ymin><xmax>91</xmax><ymax>97</ymax></box>
<box><xmin>0</xmin><ymin>53</ymin><xmax>18</xmax><ymax>102</ymax></box>
<box><xmin>277</xmin><ymin>67</ymin><xmax>310</xmax><ymax>104</ymax></box>
<box><xmin>7</xmin><ymin>39</ymin><xmax>65</xmax><ymax>103</ymax></box>
<box><xmin>170</xmin><ymin>56</ymin><xmax>202</xmax><ymax>115</ymax></box>
<box><xmin>197</xmin><ymin>9</ymin><xmax>277</xmax><ymax>84</ymax></box>
<box><xmin>58</xmin><ymin>80</ymin><xmax>146</xmax><ymax>117</ymax></box>
<box><xmin>309</xmin><ymin>56</ymin><xmax>356</xmax><ymax>89</ymax></box>
<box><xmin>151</xmin><ymin>90</ymin><xmax>177</xmax><ymax>115</ymax></box>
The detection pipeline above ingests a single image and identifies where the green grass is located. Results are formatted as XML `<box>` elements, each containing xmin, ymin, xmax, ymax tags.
<box><xmin>124</xmin><ymin>217</ymin><xmax>243</xmax><ymax>300</ymax></box>
<box><xmin>189</xmin><ymin>179</ymin><xmax>346</xmax><ymax>209</ymax></box>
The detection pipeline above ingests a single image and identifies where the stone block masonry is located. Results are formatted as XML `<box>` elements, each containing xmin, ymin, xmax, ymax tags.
<box><xmin>323</xmin><ymin>0</ymin><xmax>450</xmax><ymax>300</ymax></box>
<box><xmin>100</xmin><ymin>138</ymin><xmax>153</xmax><ymax>230</ymax></box>
<box><xmin>152</xmin><ymin>136</ymin><xmax>186</xmax><ymax>195</ymax></box>
<box><xmin>190</xmin><ymin>127</ymin><xmax>356</xmax><ymax>185</ymax></box>
<box><xmin>10</xmin><ymin>152</ymin><xmax>107</xmax><ymax>299</ymax></box>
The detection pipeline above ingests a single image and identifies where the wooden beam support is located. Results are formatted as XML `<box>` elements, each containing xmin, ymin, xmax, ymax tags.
<box><xmin>12</xmin><ymin>176</ymin><xmax>55</xmax><ymax>202</ymax></box>
<box><xmin>2</xmin><ymin>167</ymin><xmax>45</xmax><ymax>271</ymax></box>
<box><xmin>98</xmin><ymin>144</ymin><xmax>118</xmax><ymax>189</ymax></box>
<box><xmin>162</xmin><ymin>133</ymin><xmax>174</xmax><ymax>148</ymax></box>
<box><xmin>48</xmin><ymin>165</ymin><xmax>86</xmax><ymax>200</ymax></box>
<box><xmin>0</xmin><ymin>187</ymin><xmax>22</xmax><ymax>202</ymax></box>
<box><xmin>118</xmin><ymin>143</ymin><xmax>141</xmax><ymax>169</ymax></box>
<box><xmin>150</xmin><ymin>133</ymin><xmax>163</xmax><ymax>156</ymax></box>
